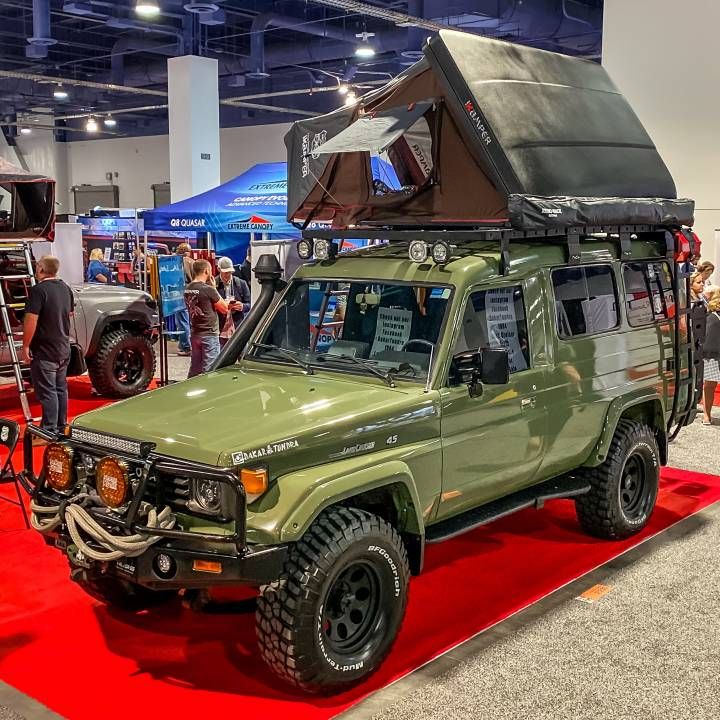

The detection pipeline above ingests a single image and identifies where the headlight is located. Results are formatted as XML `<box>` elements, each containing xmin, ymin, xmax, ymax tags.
<box><xmin>297</xmin><ymin>238</ymin><xmax>313</xmax><ymax>260</ymax></box>
<box><xmin>44</xmin><ymin>443</ymin><xmax>74</xmax><ymax>491</ymax></box>
<box><xmin>95</xmin><ymin>456</ymin><xmax>129</xmax><ymax>508</ymax></box>
<box><xmin>193</xmin><ymin>478</ymin><xmax>222</xmax><ymax>513</ymax></box>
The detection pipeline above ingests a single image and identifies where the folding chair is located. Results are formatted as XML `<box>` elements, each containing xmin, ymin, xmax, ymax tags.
<box><xmin>0</xmin><ymin>418</ymin><xmax>29</xmax><ymax>529</ymax></box>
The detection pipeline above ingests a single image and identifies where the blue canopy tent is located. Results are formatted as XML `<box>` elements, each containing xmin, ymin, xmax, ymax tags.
<box><xmin>143</xmin><ymin>160</ymin><xmax>399</xmax><ymax>264</ymax></box>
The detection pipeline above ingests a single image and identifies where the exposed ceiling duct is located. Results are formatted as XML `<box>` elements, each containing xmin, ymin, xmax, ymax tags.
<box><xmin>110</xmin><ymin>37</ymin><xmax>184</xmax><ymax>85</ymax></box>
<box><xmin>26</xmin><ymin>0</ymin><xmax>57</xmax><ymax>59</ymax></box>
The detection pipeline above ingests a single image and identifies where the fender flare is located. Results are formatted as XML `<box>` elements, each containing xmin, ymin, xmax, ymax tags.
<box><xmin>583</xmin><ymin>392</ymin><xmax>667</xmax><ymax>467</ymax></box>
<box><xmin>86</xmin><ymin>310</ymin><xmax>155</xmax><ymax>357</ymax></box>
<box><xmin>253</xmin><ymin>459</ymin><xmax>426</xmax><ymax>546</ymax></box>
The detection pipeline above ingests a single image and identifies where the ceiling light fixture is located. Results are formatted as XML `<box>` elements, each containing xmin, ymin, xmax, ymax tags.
<box><xmin>344</xmin><ymin>91</ymin><xmax>358</xmax><ymax>106</ymax></box>
<box><xmin>355</xmin><ymin>32</ymin><xmax>376</xmax><ymax>59</ymax></box>
<box><xmin>104</xmin><ymin>115</ymin><xmax>117</xmax><ymax>128</ymax></box>
<box><xmin>338</xmin><ymin>83</ymin><xmax>349</xmax><ymax>95</ymax></box>
<box><xmin>53</xmin><ymin>85</ymin><xmax>69</xmax><ymax>100</ymax></box>
<box><xmin>20</xmin><ymin>127</ymin><xmax>32</xmax><ymax>136</ymax></box>
<box><xmin>135</xmin><ymin>0</ymin><xmax>161</xmax><ymax>17</ymax></box>
<box><xmin>86</xmin><ymin>116</ymin><xmax>99</xmax><ymax>133</ymax></box>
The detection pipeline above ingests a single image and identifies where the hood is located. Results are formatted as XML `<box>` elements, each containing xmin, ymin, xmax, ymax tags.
<box><xmin>72</xmin><ymin>364</ymin><xmax>435</xmax><ymax>467</ymax></box>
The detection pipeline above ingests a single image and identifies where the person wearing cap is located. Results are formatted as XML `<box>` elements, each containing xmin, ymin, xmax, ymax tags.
<box><xmin>215</xmin><ymin>256</ymin><xmax>251</xmax><ymax>347</ymax></box>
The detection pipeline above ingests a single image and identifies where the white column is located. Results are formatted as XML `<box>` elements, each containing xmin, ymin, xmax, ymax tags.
<box><xmin>167</xmin><ymin>55</ymin><xmax>221</xmax><ymax>203</ymax></box>
<box><xmin>603</xmin><ymin>0</ymin><xmax>720</xmax><ymax>273</ymax></box>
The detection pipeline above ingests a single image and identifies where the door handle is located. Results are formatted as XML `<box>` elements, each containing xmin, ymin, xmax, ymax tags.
<box><xmin>521</xmin><ymin>397</ymin><xmax>537</xmax><ymax>410</ymax></box>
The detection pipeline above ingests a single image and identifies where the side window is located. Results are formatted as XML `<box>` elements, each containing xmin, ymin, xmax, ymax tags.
<box><xmin>552</xmin><ymin>265</ymin><xmax>619</xmax><ymax>338</ymax></box>
<box><xmin>453</xmin><ymin>286</ymin><xmax>530</xmax><ymax>373</ymax></box>
<box><xmin>623</xmin><ymin>262</ymin><xmax>675</xmax><ymax>326</ymax></box>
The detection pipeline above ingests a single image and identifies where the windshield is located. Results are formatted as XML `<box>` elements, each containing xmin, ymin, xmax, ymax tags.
<box><xmin>250</xmin><ymin>279</ymin><xmax>452</xmax><ymax>383</ymax></box>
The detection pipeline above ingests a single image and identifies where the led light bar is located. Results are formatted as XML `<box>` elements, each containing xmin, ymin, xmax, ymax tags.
<box><xmin>70</xmin><ymin>428</ymin><xmax>143</xmax><ymax>456</ymax></box>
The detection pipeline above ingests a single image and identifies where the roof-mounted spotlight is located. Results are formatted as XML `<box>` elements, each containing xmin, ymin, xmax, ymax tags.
<box><xmin>431</xmin><ymin>240</ymin><xmax>456</xmax><ymax>265</ymax></box>
<box><xmin>408</xmin><ymin>240</ymin><xmax>428</xmax><ymax>263</ymax></box>
<box><xmin>313</xmin><ymin>238</ymin><xmax>337</xmax><ymax>261</ymax></box>
<box><xmin>297</xmin><ymin>239</ymin><xmax>313</xmax><ymax>260</ymax></box>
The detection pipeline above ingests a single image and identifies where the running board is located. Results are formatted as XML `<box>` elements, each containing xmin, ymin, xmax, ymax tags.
<box><xmin>425</xmin><ymin>475</ymin><xmax>591</xmax><ymax>544</ymax></box>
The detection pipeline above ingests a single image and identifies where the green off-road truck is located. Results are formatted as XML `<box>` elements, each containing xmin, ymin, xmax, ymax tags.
<box><xmin>21</xmin><ymin>32</ymin><xmax>704</xmax><ymax>693</ymax></box>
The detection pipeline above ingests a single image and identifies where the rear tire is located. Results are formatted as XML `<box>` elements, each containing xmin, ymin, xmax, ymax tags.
<box><xmin>256</xmin><ymin>507</ymin><xmax>410</xmax><ymax>693</ymax></box>
<box><xmin>575</xmin><ymin>420</ymin><xmax>660</xmax><ymax>539</ymax></box>
<box><xmin>87</xmin><ymin>328</ymin><xmax>155</xmax><ymax>398</ymax></box>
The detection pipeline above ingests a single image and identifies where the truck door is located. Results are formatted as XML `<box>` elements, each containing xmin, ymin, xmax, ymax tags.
<box><xmin>437</xmin><ymin>277</ymin><xmax>548</xmax><ymax>520</ymax></box>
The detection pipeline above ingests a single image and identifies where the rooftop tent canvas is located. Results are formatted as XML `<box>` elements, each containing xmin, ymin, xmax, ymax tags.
<box><xmin>285</xmin><ymin>30</ymin><xmax>693</xmax><ymax>231</ymax></box>
<box><xmin>0</xmin><ymin>158</ymin><xmax>55</xmax><ymax>239</ymax></box>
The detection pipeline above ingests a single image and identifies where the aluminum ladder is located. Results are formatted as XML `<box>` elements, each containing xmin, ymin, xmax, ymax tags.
<box><xmin>0</xmin><ymin>240</ymin><xmax>37</xmax><ymax>422</ymax></box>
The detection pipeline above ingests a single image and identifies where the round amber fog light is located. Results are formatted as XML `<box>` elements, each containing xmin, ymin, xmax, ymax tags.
<box><xmin>44</xmin><ymin>443</ymin><xmax>74</xmax><ymax>491</ymax></box>
<box><xmin>95</xmin><ymin>456</ymin><xmax>129</xmax><ymax>508</ymax></box>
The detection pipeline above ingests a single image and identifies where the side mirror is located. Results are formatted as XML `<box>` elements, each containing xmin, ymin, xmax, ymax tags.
<box><xmin>479</xmin><ymin>347</ymin><xmax>510</xmax><ymax>385</ymax></box>
<box><xmin>450</xmin><ymin>347</ymin><xmax>510</xmax><ymax>395</ymax></box>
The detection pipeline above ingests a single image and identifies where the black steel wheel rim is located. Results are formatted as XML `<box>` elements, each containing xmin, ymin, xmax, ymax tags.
<box><xmin>114</xmin><ymin>348</ymin><xmax>143</xmax><ymax>385</ymax></box>
<box><xmin>619</xmin><ymin>454</ymin><xmax>648</xmax><ymax>519</ymax></box>
<box><xmin>322</xmin><ymin>561</ymin><xmax>382</xmax><ymax>656</ymax></box>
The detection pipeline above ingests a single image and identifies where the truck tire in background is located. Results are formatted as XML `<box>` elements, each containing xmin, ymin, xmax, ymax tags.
<box><xmin>256</xmin><ymin>507</ymin><xmax>410</xmax><ymax>693</ymax></box>
<box><xmin>87</xmin><ymin>328</ymin><xmax>156</xmax><ymax>398</ymax></box>
<box><xmin>575</xmin><ymin>420</ymin><xmax>660</xmax><ymax>540</ymax></box>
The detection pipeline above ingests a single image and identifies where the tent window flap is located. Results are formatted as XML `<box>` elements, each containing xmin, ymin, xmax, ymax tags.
<box><xmin>311</xmin><ymin>101</ymin><xmax>434</xmax><ymax>157</ymax></box>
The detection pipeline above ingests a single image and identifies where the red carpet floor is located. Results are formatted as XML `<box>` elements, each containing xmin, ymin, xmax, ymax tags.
<box><xmin>1</xmin><ymin>381</ymin><xmax>719</xmax><ymax>718</ymax></box>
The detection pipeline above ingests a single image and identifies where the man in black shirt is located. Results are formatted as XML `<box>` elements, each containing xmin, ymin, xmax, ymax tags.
<box><xmin>22</xmin><ymin>256</ymin><xmax>75</xmax><ymax>434</ymax></box>
<box><xmin>184</xmin><ymin>259</ymin><xmax>230</xmax><ymax>377</ymax></box>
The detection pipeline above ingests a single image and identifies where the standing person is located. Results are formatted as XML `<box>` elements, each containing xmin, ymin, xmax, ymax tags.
<box><xmin>239</xmin><ymin>245</ymin><xmax>252</xmax><ymax>284</ymax></box>
<box><xmin>701</xmin><ymin>292</ymin><xmax>720</xmax><ymax>425</ymax></box>
<box><xmin>215</xmin><ymin>256</ymin><xmax>250</xmax><ymax>347</ymax></box>
<box><xmin>174</xmin><ymin>243</ymin><xmax>193</xmax><ymax>356</ymax></box>
<box><xmin>697</xmin><ymin>260</ymin><xmax>715</xmax><ymax>285</ymax></box>
<box><xmin>87</xmin><ymin>248</ymin><xmax>110</xmax><ymax>283</ymax></box>
<box><xmin>690</xmin><ymin>271</ymin><xmax>707</xmax><ymax>306</ymax></box>
<box><xmin>22</xmin><ymin>256</ymin><xmax>75</xmax><ymax>435</ymax></box>
<box><xmin>131</xmin><ymin>245</ymin><xmax>146</xmax><ymax>288</ymax></box>
<box><xmin>184</xmin><ymin>259</ymin><xmax>230</xmax><ymax>377</ymax></box>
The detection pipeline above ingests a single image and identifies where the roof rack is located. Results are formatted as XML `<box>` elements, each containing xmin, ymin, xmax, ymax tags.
<box><xmin>303</xmin><ymin>223</ymin><xmax>678</xmax><ymax>275</ymax></box>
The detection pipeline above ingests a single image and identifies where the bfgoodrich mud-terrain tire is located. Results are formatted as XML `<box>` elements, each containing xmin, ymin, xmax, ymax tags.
<box><xmin>87</xmin><ymin>329</ymin><xmax>155</xmax><ymax>398</ymax></box>
<box><xmin>71</xmin><ymin>568</ymin><xmax>175</xmax><ymax>611</ymax></box>
<box><xmin>256</xmin><ymin>507</ymin><xmax>410</xmax><ymax>693</ymax></box>
<box><xmin>575</xmin><ymin>420</ymin><xmax>660</xmax><ymax>540</ymax></box>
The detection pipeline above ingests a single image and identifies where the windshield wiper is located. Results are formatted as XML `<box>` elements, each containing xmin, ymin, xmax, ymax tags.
<box><xmin>251</xmin><ymin>343</ymin><xmax>315</xmax><ymax>375</ymax></box>
<box><xmin>317</xmin><ymin>353</ymin><xmax>395</xmax><ymax>388</ymax></box>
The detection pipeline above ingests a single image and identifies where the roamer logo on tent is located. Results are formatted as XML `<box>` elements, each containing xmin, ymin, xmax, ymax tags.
<box><xmin>464</xmin><ymin>100</ymin><xmax>493</xmax><ymax>146</ymax></box>
<box><xmin>227</xmin><ymin>215</ymin><xmax>274</xmax><ymax>231</ymax></box>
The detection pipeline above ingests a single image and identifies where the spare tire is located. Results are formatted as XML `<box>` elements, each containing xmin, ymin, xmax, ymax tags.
<box><xmin>87</xmin><ymin>328</ymin><xmax>155</xmax><ymax>398</ymax></box>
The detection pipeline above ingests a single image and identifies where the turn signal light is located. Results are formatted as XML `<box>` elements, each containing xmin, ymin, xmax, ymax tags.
<box><xmin>240</xmin><ymin>467</ymin><xmax>269</xmax><ymax>497</ymax></box>
<box><xmin>193</xmin><ymin>560</ymin><xmax>222</xmax><ymax>574</ymax></box>
<box><xmin>44</xmin><ymin>444</ymin><xmax>74</xmax><ymax>491</ymax></box>
<box><xmin>95</xmin><ymin>456</ymin><xmax>129</xmax><ymax>508</ymax></box>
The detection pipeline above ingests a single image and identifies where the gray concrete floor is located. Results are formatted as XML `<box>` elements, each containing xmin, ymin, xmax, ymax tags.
<box><xmin>1</xmin><ymin>404</ymin><xmax>718</xmax><ymax>719</ymax></box>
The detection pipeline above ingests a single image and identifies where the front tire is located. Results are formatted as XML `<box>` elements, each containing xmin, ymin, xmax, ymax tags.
<box><xmin>575</xmin><ymin>420</ymin><xmax>660</xmax><ymax>539</ymax></box>
<box><xmin>87</xmin><ymin>328</ymin><xmax>155</xmax><ymax>398</ymax></box>
<box><xmin>256</xmin><ymin>507</ymin><xmax>410</xmax><ymax>693</ymax></box>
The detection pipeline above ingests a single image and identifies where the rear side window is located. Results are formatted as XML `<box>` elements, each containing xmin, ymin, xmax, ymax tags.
<box><xmin>552</xmin><ymin>265</ymin><xmax>619</xmax><ymax>338</ymax></box>
<box><xmin>623</xmin><ymin>262</ymin><xmax>675</xmax><ymax>326</ymax></box>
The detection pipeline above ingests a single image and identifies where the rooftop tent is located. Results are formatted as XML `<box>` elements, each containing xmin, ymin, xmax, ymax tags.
<box><xmin>0</xmin><ymin>158</ymin><xmax>55</xmax><ymax>239</ymax></box>
<box><xmin>143</xmin><ymin>160</ymin><xmax>401</xmax><ymax>235</ymax></box>
<box><xmin>286</xmin><ymin>30</ymin><xmax>694</xmax><ymax>231</ymax></box>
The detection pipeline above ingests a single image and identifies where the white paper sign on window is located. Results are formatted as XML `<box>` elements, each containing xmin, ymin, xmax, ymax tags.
<box><xmin>371</xmin><ymin>307</ymin><xmax>413</xmax><ymax>357</ymax></box>
<box><xmin>484</xmin><ymin>288</ymin><xmax>527</xmax><ymax>373</ymax></box>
